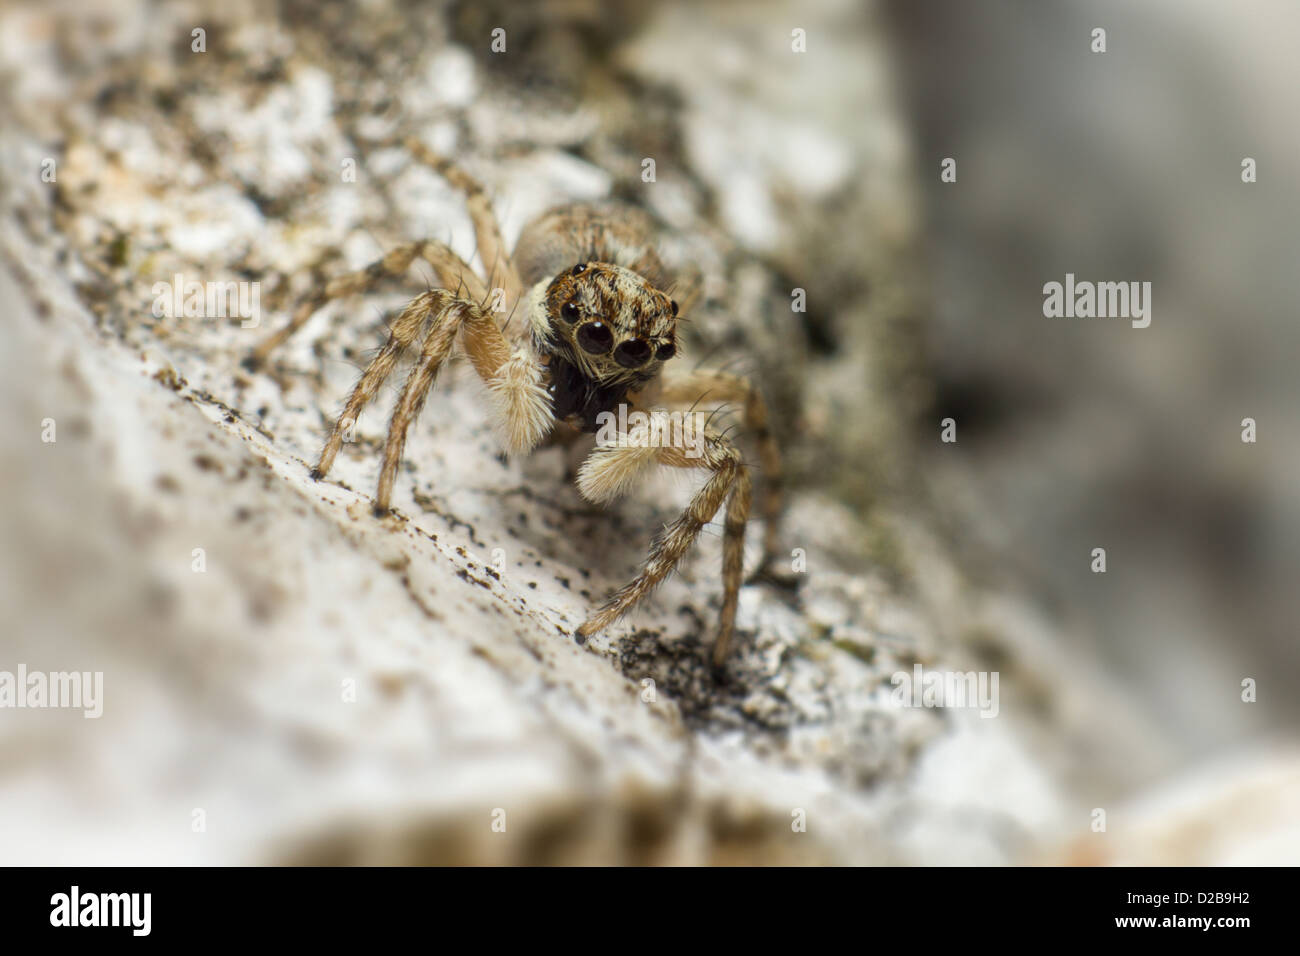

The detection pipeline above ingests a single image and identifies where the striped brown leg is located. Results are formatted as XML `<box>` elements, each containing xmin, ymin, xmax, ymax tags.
<box><xmin>246</xmin><ymin>241</ymin><xmax>486</xmax><ymax>369</ymax></box>
<box><xmin>656</xmin><ymin>369</ymin><xmax>783</xmax><ymax>568</ymax></box>
<box><xmin>405</xmin><ymin>139</ymin><xmax>525</xmax><ymax>313</ymax></box>
<box><xmin>574</xmin><ymin>423</ymin><xmax>752</xmax><ymax>668</ymax></box>
<box><xmin>310</xmin><ymin>290</ymin><xmax>543</xmax><ymax>514</ymax></box>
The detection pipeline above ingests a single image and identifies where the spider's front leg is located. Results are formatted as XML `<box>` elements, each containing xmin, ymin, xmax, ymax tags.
<box><xmin>245</xmin><ymin>241</ymin><xmax>487</xmax><ymax>370</ymax></box>
<box><xmin>574</xmin><ymin>418</ymin><xmax>753</xmax><ymax>669</ymax></box>
<box><xmin>248</xmin><ymin>144</ymin><xmax>524</xmax><ymax>369</ymax></box>
<box><xmin>405</xmin><ymin>139</ymin><xmax>526</xmax><ymax>312</ymax></box>
<box><xmin>313</xmin><ymin>288</ymin><xmax>551</xmax><ymax>514</ymax></box>
<box><xmin>654</xmin><ymin>369</ymin><xmax>784</xmax><ymax>574</ymax></box>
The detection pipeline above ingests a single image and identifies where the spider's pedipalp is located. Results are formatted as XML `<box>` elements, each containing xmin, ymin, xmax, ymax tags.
<box><xmin>486</xmin><ymin>347</ymin><xmax>554</xmax><ymax>456</ymax></box>
<box><xmin>576</xmin><ymin>438</ymin><xmax>659</xmax><ymax>504</ymax></box>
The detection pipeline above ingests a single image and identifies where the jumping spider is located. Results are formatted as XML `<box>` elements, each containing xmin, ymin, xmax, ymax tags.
<box><xmin>247</xmin><ymin>140</ymin><xmax>783</xmax><ymax>667</ymax></box>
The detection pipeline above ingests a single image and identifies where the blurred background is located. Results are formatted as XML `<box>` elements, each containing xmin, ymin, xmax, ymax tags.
<box><xmin>886</xmin><ymin>0</ymin><xmax>1300</xmax><ymax>758</ymax></box>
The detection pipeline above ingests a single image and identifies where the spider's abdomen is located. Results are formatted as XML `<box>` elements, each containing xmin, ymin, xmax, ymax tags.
<box><xmin>513</xmin><ymin>202</ymin><xmax>668</xmax><ymax>289</ymax></box>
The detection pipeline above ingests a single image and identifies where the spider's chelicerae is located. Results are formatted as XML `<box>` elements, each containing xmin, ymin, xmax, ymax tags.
<box><xmin>248</xmin><ymin>141</ymin><xmax>783</xmax><ymax>667</ymax></box>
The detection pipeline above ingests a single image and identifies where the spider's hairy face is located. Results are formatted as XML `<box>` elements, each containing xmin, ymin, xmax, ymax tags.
<box><xmin>538</xmin><ymin>262</ymin><xmax>679</xmax><ymax>388</ymax></box>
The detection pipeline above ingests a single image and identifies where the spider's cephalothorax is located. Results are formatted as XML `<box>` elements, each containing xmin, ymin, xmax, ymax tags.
<box><xmin>530</xmin><ymin>262</ymin><xmax>678</xmax><ymax>431</ymax></box>
<box><xmin>249</xmin><ymin>140</ymin><xmax>784</xmax><ymax>669</ymax></box>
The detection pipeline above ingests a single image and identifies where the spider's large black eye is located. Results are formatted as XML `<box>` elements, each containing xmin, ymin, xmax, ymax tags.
<box><xmin>560</xmin><ymin>301</ymin><xmax>579</xmax><ymax>322</ymax></box>
<box><xmin>670</xmin><ymin>299</ymin><xmax>679</xmax><ymax>316</ymax></box>
<box><xmin>572</xmin><ymin>263</ymin><xmax>587</xmax><ymax>275</ymax></box>
<box><xmin>655</xmin><ymin>342</ymin><xmax>676</xmax><ymax>361</ymax></box>
<box><xmin>613</xmin><ymin>339</ymin><xmax>652</xmax><ymax>368</ymax></box>
<box><xmin>577</xmin><ymin>321</ymin><xmax>613</xmax><ymax>354</ymax></box>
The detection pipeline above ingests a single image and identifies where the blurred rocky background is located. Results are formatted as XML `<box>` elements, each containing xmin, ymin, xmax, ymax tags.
<box><xmin>885</xmin><ymin>0</ymin><xmax>1300</xmax><ymax>766</ymax></box>
<box><xmin>0</xmin><ymin>0</ymin><xmax>1293</xmax><ymax>864</ymax></box>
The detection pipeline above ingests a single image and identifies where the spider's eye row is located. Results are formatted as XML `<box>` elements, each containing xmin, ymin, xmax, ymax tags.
<box><xmin>655</xmin><ymin>342</ymin><xmax>676</xmax><ymax>361</ymax></box>
<box><xmin>613</xmin><ymin>339</ymin><xmax>652</xmax><ymax>368</ymax></box>
<box><xmin>560</xmin><ymin>301</ymin><xmax>580</xmax><ymax>322</ymax></box>
<box><xmin>670</xmin><ymin>299</ymin><xmax>679</xmax><ymax>316</ymax></box>
<box><xmin>572</xmin><ymin>263</ymin><xmax>587</xmax><ymax>275</ymax></box>
<box><xmin>577</xmin><ymin>320</ymin><xmax>613</xmax><ymax>354</ymax></box>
